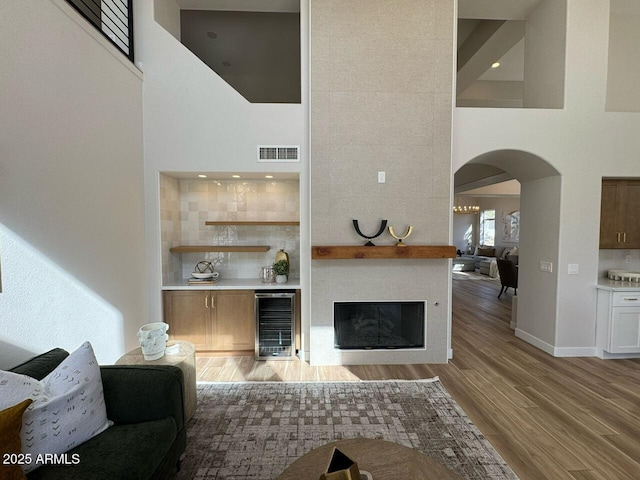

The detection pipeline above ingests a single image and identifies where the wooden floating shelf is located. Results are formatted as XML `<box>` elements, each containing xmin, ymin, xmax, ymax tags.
<box><xmin>312</xmin><ymin>245</ymin><xmax>456</xmax><ymax>260</ymax></box>
<box><xmin>170</xmin><ymin>245</ymin><xmax>271</xmax><ymax>253</ymax></box>
<box><xmin>205</xmin><ymin>221</ymin><xmax>300</xmax><ymax>226</ymax></box>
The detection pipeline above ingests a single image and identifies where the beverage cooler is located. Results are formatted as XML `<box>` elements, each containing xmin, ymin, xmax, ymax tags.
<box><xmin>255</xmin><ymin>291</ymin><xmax>296</xmax><ymax>360</ymax></box>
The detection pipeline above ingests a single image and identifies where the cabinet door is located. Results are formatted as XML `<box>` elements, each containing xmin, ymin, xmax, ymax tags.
<box><xmin>211</xmin><ymin>290</ymin><xmax>255</xmax><ymax>351</ymax></box>
<box><xmin>609</xmin><ymin>307</ymin><xmax>640</xmax><ymax>353</ymax></box>
<box><xmin>599</xmin><ymin>181</ymin><xmax>620</xmax><ymax>248</ymax></box>
<box><xmin>163</xmin><ymin>290</ymin><xmax>211</xmax><ymax>350</ymax></box>
<box><xmin>621</xmin><ymin>180</ymin><xmax>640</xmax><ymax>248</ymax></box>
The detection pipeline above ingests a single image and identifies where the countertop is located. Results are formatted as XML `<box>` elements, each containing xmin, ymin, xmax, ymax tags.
<box><xmin>596</xmin><ymin>278</ymin><xmax>640</xmax><ymax>291</ymax></box>
<box><xmin>162</xmin><ymin>277</ymin><xmax>300</xmax><ymax>291</ymax></box>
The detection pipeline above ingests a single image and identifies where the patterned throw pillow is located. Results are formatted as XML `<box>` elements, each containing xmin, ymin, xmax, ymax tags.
<box><xmin>0</xmin><ymin>342</ymin><xmax>111</xmax><ymax>473</ymax></box>
<box><xmin>0</xmin><ymin>399</ymin><xmax>33</xmax><ymax>480</ymax></box>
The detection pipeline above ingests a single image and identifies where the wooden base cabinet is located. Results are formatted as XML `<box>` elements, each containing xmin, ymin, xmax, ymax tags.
<box><xmin>163</xmin><ymin>290</ymin><xmax>255</xmax><ymax>352</ymax></box>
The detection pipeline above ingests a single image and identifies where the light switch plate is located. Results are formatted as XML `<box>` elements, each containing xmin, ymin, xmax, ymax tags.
<box><xmin>568</xmin><ymin>264</ymin><xmax>579</xmax><ymax>275</ymax></box>
<box><xmin>539</xmin><ymin>261</ymin><xmax>553</xmax><ymax>273</ymax></box>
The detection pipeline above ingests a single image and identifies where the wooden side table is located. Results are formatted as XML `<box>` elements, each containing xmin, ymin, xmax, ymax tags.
<box><xmin>278</xmin><ymin>438</ymin><xmax>460</xmax><ymax>480</ymax></box>
<box><xmin>115</xmin><ymin>340</ymin><xmax>197</xmax><ymax>421</ymax></box>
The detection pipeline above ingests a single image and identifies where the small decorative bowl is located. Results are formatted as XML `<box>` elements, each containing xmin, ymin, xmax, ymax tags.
<box><xmin>191</xmin><ymin>272</ymin><xmax>214</xmax><ymax>279</ymax></box>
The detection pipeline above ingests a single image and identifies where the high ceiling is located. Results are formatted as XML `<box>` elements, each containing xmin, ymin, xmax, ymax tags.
<box><xmin>176</xmin><ymin>0</ymin><xmax>299</xmax><ymax>13</ymax></box>
<box><xmin>455</xmin><ymin>0</ymin><xmax>546</xmax><ymax>192</ymax></box>
<box><xmin>167</xmin><ymin>0</ymin><xmax>546</xmax><ymax>191</ymax></box>
<box><xmin>458</xmin><ymin>0</ymin><xmax>543</xmax><ymax>20</ymax></box>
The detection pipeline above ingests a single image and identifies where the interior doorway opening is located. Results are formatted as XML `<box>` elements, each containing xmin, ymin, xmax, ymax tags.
<box><xmin>451</xmin><ymin>149</ymin><xmax>561</xmax><ymax>356</ymax></box>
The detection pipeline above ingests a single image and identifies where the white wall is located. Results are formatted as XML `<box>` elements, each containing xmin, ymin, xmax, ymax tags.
<box><xmin>516</xmin><ymin>176</ymin><xmax>561</xmax><ymax>349</ymax></box>
<box><xmin>453</xmin><ymin>0</ymin><xmax>640</xmax><ymax>356</ymax></box>
<box><xmin>154</xmin><ymin>0</ymin><xmax>181</xmax><ymax>40</ymax></box>
<box><xmin>0</xmin><ymin>0</ymin><xmax>145</xmax><ymax>367</ymax></box>
<box><xmin>135</xmin><ymin>1</ymin><xmax>307</xmax><ymax>323</ymax></box>
<box><xmin>606</xmin><ymin>0</ymin><xmax>640</xmax><ymax>112</ymax></box>
<box><xmin>453</xmin><ymin>211</ymin><xmax>475</xmax><ymax>253</ymax></box>
<box><xmin>523</xmin><ymin>0</ymin><xmax>566</xmax><ymax>108</ymax></box>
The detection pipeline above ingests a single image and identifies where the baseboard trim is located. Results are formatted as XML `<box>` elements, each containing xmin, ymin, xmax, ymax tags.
<box><xmin>515</xmin><ymin>329</ymin><xmax>555</xmax><ymax>356</ymax></box>
<box><xmin>596</xmin><ymin>349</ymin><xmax>640</xmax><ymax>360</ymax></box>
<box><xmin>516</xmin><ymin>329</ymin><xmax>597</xmax><ymax>357</ymax></box>
<box><xmin>553</xmin><ymin>346</ymin><xmax>597</xmax><ymax>357</ymax></box>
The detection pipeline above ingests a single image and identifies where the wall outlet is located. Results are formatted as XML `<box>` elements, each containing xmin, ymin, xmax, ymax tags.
<box><xmin>568</xmin><ymin>264</ymin><xmax>579</xmax><ymax>275</ymax></box>
<box><xmin>626</xmin><ymin>255</ymin><xmax>632</xmax><ymax>263</ymax></box>
<box><xmin>378</xmin><ymin>171</ymin><xmax>386</xmax><ymax>183</ymax></box>
<box><xmin>539</xmin><ymin>261</ymin><xmax>553</xmax><ymax>273</ymax></box>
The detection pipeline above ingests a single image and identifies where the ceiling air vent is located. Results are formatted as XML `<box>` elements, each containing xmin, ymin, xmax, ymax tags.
<box><xmin>258</xmin><ymin>145</ymin><xmax>300</xmax><ymax>162</ymax></box>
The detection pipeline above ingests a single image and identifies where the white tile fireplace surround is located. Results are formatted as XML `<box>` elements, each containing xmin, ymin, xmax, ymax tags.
<box><xmin>310</xmin><ymin>260</ymin><xmax>451</xmax><ymax>365</ymax></box>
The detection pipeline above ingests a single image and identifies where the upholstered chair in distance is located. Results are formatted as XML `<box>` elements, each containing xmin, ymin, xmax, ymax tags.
<box><xmin>497</xmin><ymin>259</ymin><xmax>518</xmax><ymax>298</ymax></box>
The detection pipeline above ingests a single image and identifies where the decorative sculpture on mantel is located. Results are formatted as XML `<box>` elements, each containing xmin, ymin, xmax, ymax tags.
<box><xmin>353</xmin><ymin>219</ymin><xmax>387</xmax><ymax>246</ymax></box>
<box><xmin>388</xmin><ymin>225</ymin><xmax>414</xmax><ymax>247</ymax></box>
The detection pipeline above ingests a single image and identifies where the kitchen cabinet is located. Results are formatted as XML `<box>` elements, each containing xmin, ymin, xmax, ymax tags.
<box><xmin>596</xmin><ymin>286</ymin><xmax>640</xmax><ymax>356</ymax></box>
<box><xmin>212</xmin><ymin>290</ymin><xmax>255</xmax><ymax>351</ymax></box>
<box><xmin>599</xmin><ymin>179</ymin><xmax>640</xmax><ymax>249</ymax></box>
<box><xmin>163</xmin><ymin>290</ymin><xmax>255</xmax><ymax>352</ymax></box>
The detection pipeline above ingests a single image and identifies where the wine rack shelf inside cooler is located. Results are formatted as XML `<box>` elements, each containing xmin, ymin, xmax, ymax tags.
<box><xmin>255</xmin><ymin>292</ymin><xmax>296</xmax><ymax>360</ymax></box>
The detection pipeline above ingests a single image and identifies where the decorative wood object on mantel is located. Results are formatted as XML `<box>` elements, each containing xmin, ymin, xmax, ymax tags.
<box><xmin>311</xmin><ymin>245</ymin><xmax>456</xmax><ymax>259</ymax></box>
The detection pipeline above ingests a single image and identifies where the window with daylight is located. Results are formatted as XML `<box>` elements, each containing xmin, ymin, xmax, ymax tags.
<box><xmin>480</xmin><ymin>209</ymin><xmax>495</xmax><ymax>246</ymax></box>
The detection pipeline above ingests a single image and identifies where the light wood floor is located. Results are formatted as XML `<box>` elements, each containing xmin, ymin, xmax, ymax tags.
<box><xmin>196</xmin><ymin>276</ymin><xmax>640</xmax><ymax>480</ymax></box>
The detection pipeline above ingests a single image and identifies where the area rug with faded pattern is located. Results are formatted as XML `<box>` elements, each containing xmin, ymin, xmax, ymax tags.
<box><xmin>453</xmin><ymin>271</ymin><xmax>500</xmax><ymax>281</ymax></box>
<box><xmin>177</xmin><ymin>379</ymin><xmax>518</xmax><ymax>480</ymax></box>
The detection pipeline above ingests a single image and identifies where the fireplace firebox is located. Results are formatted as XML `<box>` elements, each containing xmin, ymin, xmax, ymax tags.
<box><xmin>334</xmin><ymin>301</ymin><xmax>425</xmax><ymax>350</ymax></box>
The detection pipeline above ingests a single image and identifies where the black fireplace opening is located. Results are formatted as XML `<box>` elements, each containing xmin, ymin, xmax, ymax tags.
<box><xmin>334</xmin><ymin>301</ymin><xmax>425</xmax><ymax>350</ymax></box>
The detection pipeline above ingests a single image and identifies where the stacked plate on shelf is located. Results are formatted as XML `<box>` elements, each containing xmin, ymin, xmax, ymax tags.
<box><xmin>188</xmin><ymin>271</ymin><xmax>221</xmax><ymax>285</ymax></box>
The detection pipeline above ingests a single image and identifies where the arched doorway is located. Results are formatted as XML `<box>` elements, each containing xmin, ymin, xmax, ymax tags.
<box><xmin>451</xmin><ymin>150</ymin><xmax>562</xmax><ymax>355</ymax></box>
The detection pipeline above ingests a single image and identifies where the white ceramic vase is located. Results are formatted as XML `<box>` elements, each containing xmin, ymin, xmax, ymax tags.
<box><xmin>137</xmin><ymin>322</ymin><xmax>169</xmax><ymax>360</ymax></box>
<box><xmin>276</xmin><ymin>274</ymin><xmax>288</xmax><ymax>284</ymax></box>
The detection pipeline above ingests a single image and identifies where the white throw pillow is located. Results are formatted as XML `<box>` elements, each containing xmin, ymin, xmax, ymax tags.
<box><xmin>0</xmin><ymin>342</ymin><xmax>111</xmax><ymax>473</ymax></box>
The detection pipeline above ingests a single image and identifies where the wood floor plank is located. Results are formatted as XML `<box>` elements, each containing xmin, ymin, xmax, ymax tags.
<box><xmin>192</xmin><ymin>275</ymin><xmax>640</xmax><ymax>480</ymax></box>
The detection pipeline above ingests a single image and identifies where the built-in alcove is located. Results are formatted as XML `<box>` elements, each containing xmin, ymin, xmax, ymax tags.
<box><xmin>334</xmin><ymin>301</ymin><xmax>425</xmax><ymax>350</ymax></box>
<box><xmin>159</xmin><ymin>172</ymin><xmax>300</xmax><ymax>284</ymax></box>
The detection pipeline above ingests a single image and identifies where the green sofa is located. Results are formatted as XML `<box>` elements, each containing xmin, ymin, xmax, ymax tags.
<box><xmin>9</xmin><ymin>348</ymin><xmax>186</xmax><ymax>480</ymax></box>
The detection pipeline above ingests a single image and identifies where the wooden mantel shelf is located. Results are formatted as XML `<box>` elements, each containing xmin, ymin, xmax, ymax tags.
<box><xmin>311</xmin><ymin>245</ymin><xmax>456</xmax><ymax>260</ymax></box>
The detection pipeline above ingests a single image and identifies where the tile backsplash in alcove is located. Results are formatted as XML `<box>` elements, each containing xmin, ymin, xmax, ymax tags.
<box><xmin>160</xmin><ymin>175</ymin><xmax>300</xmax><ymax>283</ymax></box>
